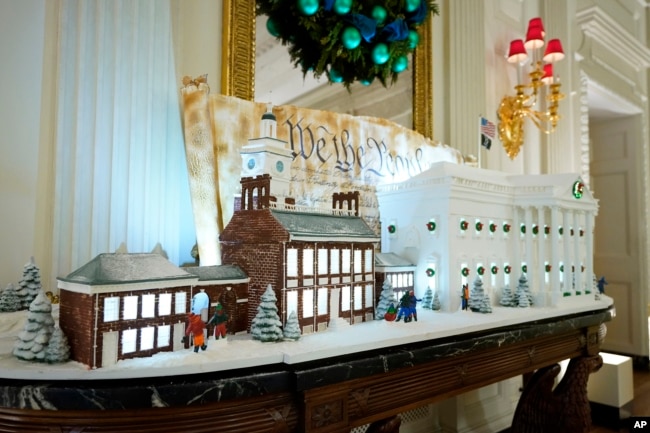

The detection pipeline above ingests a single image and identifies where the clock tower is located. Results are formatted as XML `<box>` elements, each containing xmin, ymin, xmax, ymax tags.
<box><xmin>240</xmin><ymin>103</ymin><xmax>294</xmax><ymax>200</ymax></box>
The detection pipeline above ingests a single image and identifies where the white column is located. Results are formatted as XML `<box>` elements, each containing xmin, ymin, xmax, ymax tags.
<box><xmin>550</xmin><ymin>206</ymin><xmax>561</xmax><ymax>305</ymax></box>
<box><xmin>536</xmin><ymin>206</ymin><xmax>546</xmax><ymax>305</ymax></box>
<box><xmin>524</xmin><ymin>207</ymin><xmax>534</xmax><ymax>288</ymax></box>
<box><xmin>562</xmin><ymin>209</ymin><xmax>573</xmax><ymax>294</ymax></box>
<box><xmin>585</xmin><ymin>210</ymin><xmax>595</xmax><ymax>293</ymax></box>
<box><xmin>573</xmin><ymin>211</ymin><xmax>583</xmax><ymax>293</ymax></box>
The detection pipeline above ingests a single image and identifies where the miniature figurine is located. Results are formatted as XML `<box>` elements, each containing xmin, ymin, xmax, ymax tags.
<box><xmin>384</xmin><ymin>302</ymin><xmax>397</xmax><ymax>321</ymax></box>
<box><xmin>208</xmin><ymin>303</ymin><xmax>228</xmax><ymax>340</ymax></box>
<box><xmin>597</xmin><ymin>277</ymin><xmax>607</xmax><ymax>294</ymax></box>
<box><xmin>395</xmin><ymin>292</ymin><xmax>412</xmax><ymax>322</ymax></box>
<box><xmin>461</xmin><ymin>284</ymin><xmax>469</xmax><ymax>310</ymax></box>
<box><xmin>184</xmin><ymin>313</ymin><xmax>207</xmax><ymax>352</ymax></box>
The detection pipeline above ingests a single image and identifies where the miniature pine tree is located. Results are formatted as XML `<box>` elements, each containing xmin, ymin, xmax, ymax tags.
<box><xmin>421</xmin><ymin>286</ymin><xmax>433</xmax><ymax>310</ymax></box>
<box><xmin>375</xmin><ymin>279</ymin><xmax>396</xmax><ymax>319</ymax></box>
<box><xmin>516</xmin><ymin>275</ymin><xmax>531</xmax><ymax>308</ymax></box>
<box><xmin>431</xmin><ymin>290</ymin><xmax>441</xmax><ymax>311</ymax></box>
<box><xmin>0</xmin><ymin>283</ymin><xmax>22</xmax><ymax>312</ymax></box>
<box><xmin>469</xmin><ymin>276</ymin><xmax>485</xmax><ymax>312</ymax></box>
<box><xmin>500</xmin><ymin>285</ymin><xmax>514</xmax><ymax>307</ymax></box>
<box><xmin>13</xmin><ymin>291</ymin><xmax>55</xmax><ymax>361</ymax></box>
<box><xmin>17</xmin><ymin>257</ymin><xmax>42</xmax><ymax>310</ymax></box>
<box><xmin>479</xmin><ymin>293</ymin><xmax>493</xmax><ymax>313</ymax></box>
<box><xmin>251</xmin><ymin>284</ymin><xmax>283</xmax><ymax>342</ymax></box>
<box><xmin>43</xmin><ymin>326</ymin><xmax>71</xmax><ymax>364</ymax></box>
<box><xmin>283</xmin><ymin>311</ymin><xmax>301</xmax><ymax>341</ymax></box>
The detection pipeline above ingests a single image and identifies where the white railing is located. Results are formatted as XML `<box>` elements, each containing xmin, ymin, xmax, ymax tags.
<box><xmin>269</xmin><ymin>201</ymin><xmax>357</xmax><ymax>217</ymax></box>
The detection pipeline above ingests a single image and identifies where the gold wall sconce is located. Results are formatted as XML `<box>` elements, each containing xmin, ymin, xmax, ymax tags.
<box><xmin>498</xmin><ymin>18</ymin><xmax>565</xmax><ymax>159</ymax></box>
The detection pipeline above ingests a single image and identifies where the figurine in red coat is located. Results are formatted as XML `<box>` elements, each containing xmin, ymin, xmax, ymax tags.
<box><xmin>185</xmin><ymin>313</ymin><xmax>207</xmax><ymax>352</ymax></box>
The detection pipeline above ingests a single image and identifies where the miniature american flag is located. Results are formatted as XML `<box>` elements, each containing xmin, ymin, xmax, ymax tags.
<box><xmin>480</xmin><ymin>117</ymin><xmax>496</xmax><ymax>150</ymax></box>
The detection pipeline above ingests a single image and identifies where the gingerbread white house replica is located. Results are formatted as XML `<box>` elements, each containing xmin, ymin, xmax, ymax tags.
<box><xmin>220</xmin><ymin>106</ymin><xmax>380</xmax><ymax>334</ymax></box>
<box><xmin>376</xmin><ymin>162</ymin><xmax>598</xmax><ymax>311</ymax></box>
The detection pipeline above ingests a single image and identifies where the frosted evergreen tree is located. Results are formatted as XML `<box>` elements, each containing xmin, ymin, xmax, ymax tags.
<box><xmin>421</xmin><ymin>286</ymin><xmax>433</xmax><ymax>310</ymax></box>
<box><xmin>375</xmin><ymin>279</ymin><xmax>396</xmax><ymax>320</ymax></box>
<box><xmin>251</xmin><ymin>284</ymin><xmax>283</xmax><ymax>342</ymax></box>
<box><xmin>431</xmin><ymin>290</ymin><xmax>441</xmax><ymax>311</ymax></box>
<box><xmin>516</xmin><ymin>275</ymin><xmax>531</xmax><ymax>308</ymax></box>
<box><xmin>500</xmin><ymin>285</ymin><xmax>515</xmax><ymax>307</ymax></box>
<box><xmin>0</xmin><ymin>283</ymin><xmax>22</xmax><ymax>312</ymax></box>
<box><xmin>479</xmin><ymin>293</ymin><xmax>493</xmax><ymax>314</ymax></box>
<box><xmin>43</xmin><ymin>326</ymin><xmax>71</xmax><ymax>364</ymax></box>
<box><xmin>17</xmin><ymin>257</ymin><xmax>42</xmax><ymax>310</ymax></box>
<box><xmin>469</xmin><ymin>276</ymin><xmax>485</xmax><ymax>312</ymax></box>
<box><xmin>13</xmin><ymin>291</ymin><xmax>55</xmax><ymax>361</ymax></box>
<box><xmin>283</xmin><ymin>311</ymin><xmax>301</xmax><ymax>341</ymax></box>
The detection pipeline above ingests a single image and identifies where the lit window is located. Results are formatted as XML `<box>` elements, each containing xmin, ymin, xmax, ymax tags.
<box><xmin>158</xmin><ymin>293</ymin><xmax>172</xmax><ymax>316</ymax></box>
<box><xmin>157</xmin><ymin>325</ymin><xmax>170</xmax><ymax>347</ymax></box>
<box><xmin>342</xmin><ymin>249</ymin><xmax>351</xmax><ymax>274</ymax></box>
<box><xmin>303</xmin><ymin>249</ymin><xmax>314</xmax><ymax>276</ymax></box>
<box><xmin>175</xmin><ymin>292</ymin><xmax>187</xmax><ymax>314</ymax></box>
<box><xmin>354</xmin><ymin>286</ymin><xmax>362</xmax><ymax>310</ymax></box>
<box><xmin>397</xmin><ymin>274</ymin><xmax>404</xmax><ymax>288</ymax></box>
<box><xmin>365</xmin><ymin>284</ymin><xmax>374</xmax><ymax>308</ymax></box>
<box><xmin>364</xmin><ymin>250</ymin><xmax>373</xmax><ymax>273</ymax></box>
<box><xmin>330</xmin><ymin>249</ymin><xmax>340</xmax><ymax>274</ymax></box>
<box><xmin>318</xmin><ymin>249</ymin><xmax>328</xmax><ymax>275</ymax></box>
<box><xmin>123</xmin><ymin>296</ymin><xmax>138</xmax><ymax>320</ymax></box>
<box><xmin>408</xmin><ymin>273</ymin><xmax>413</xmax><ymax>287</ymax></box>
<box><xmin>103</xmin><ymin>297</ymin><xmax>120</xmax><ymax>322</ymax></box>
<box><xmin>140</xmin><ymin>327</ymin><xmax>155</xmax><ymax>351</ymax></box>
<box><xmin>141</xmin><ymin>294</ymin><xmax>155</xmax><ymax>318</ymax></box>
<box><xmin>341</xmin><ymin>286</ymin><xmax>350</xmax><ymax>311</ymax></box>
<box><xmin>287</xmin><ymin>291</ymin><xmax>298</xmax><ymax>318</ymax></box>
<box><xmin>317</xmin><ymin>288</ymin><xmax>328</xmax><ymax>315</ymax></box>
<box><xmin>354</xmin><ymin>250</ymin><xmax>362</xmax><ymax>273</ymax></box>
<box><xmin>303</xmin><ymin>289</ymin><xmax>314</xmax><ymax>318</ymax></box>
<box><xmin>122</xmin><ymin>329</ymin><xmax>137</xmax><ymax>353</ymax></box>
<box><xmin>287</xmin><ymin>248</ymin><xmax>298</xmax><ymax>277</ymax></box>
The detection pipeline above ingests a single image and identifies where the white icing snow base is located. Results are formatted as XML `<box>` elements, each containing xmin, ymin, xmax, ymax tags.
<box><xmin>0</xmin><ymin>295</ymin><xmax>613</xmax><ymax>381</ymax></box>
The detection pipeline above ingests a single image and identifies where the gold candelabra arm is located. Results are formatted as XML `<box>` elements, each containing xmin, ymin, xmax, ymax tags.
<box><xmin>497</xmin><ymin>94</ymin><xmax>526</xmax><ymax>159</ymax></box>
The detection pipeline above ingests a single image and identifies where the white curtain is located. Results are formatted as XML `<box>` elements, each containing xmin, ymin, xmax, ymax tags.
<box><xmin>52</xmin><ymin>0</ymin><xmax>195</xmax><ymax>278</ymax></box>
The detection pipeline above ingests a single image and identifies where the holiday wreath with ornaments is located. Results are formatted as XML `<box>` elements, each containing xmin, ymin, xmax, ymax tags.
<box><xmin>256</xmin><ymin>0</ymin><xmax>439</xmax><ymax>88</ymax></box>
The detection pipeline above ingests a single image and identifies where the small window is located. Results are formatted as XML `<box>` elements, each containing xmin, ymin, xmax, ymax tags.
<box><xmin>303</xmin><ymin>249</ymin><xmax>314</xmax><ymax>276</ymax></box>
<box><xmin>354</xmin><ymin>250</ymin><xmax>362</xmax><ymax>274</ymax></box>
<box><xmin>330</xmin><ymin>249</ymin><xmax>340</xmax><ymax>274</ymax></box>
<box><xmin>141</xmin><ymin>294</ymin><xmax>156</xmax><ymax>318</ymax></box>
<box><xmin>342</xmin><ymin>249</ymin><xmax>351</xmax><ymax>274</ymax></box>
<box><xmin>157</xmin><ymin>325</ymin><xmax>170</xmax><ymax>347</ymax></box>
<box><xmin>140</xmin><ymin>327</ymin><xmax>155</xmax><ymax>351</ymax></box>
<box><xmin>123</xmin><ymin>296</ymin><xmax>139</xmax><ymax>320</ymax></box>
<box><xmin>287</xmin><ymin>290</ymin><xmax>298</xmax><ymax>318</ymax></box>
<box><xmin>317</xmin><ymin>287</ymin><xmax>328</xmax><ymax>315</ymax></box>
<box><xmin>175</xmin><ymin>292</ymin><xmax>187</xmax><ymax>314</ymax></box>
<box><xmin>353</xmin><ymin>286</ymin><xmax>362</xmax><ymax>310</ymax></box>
<box><xmin>287</xmin><ymin>248</ymin><xmax>298</xmax><ymax>277</ymax></box>
<box><xmin>158</xmin><ymin>293</ymin><xmax>172</xmax><ymax>316</ymax></box>
<box><xmin>122</xmin><ymin>329</ymin><xmax>137</xmax><ymax>354</ymax></box>
<box><xmin>341</xmin><ymin>286</ymin><xmax>350</xmax><ymax>311</ymax></box>
<box><xmin>318</xmin><ymin>248</ymin><xmax>328</xmax><ymax>275</ymax></box>
<box><xmin>103</xmin><ymin>297</ymin><xmax>120</xmax><ymax>322</ymax></box>
<box><xmin>364</xmin><ymin>250</ymin><xmax>373</xmax><ymax>273</ymax></box>
<box><xmin>303</xmin><ymin>289</ymin><xmax>314</xmax><ymax>318</ymax></box>
<box><xmin>365</xmin><ymin>284</ymin><xmax>374</xmax><ymax>309</ymax></box>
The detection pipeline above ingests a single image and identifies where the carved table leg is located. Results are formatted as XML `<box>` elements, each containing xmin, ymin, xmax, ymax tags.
<box><xmin>511</xmin><ymin>355</ymin><xmax>603</xmax><ymax>433</ymax></box>
<box><xmin>364</xmin><ymin>415</ymin><xmax>401</xmax><ymax>433</ymax></box>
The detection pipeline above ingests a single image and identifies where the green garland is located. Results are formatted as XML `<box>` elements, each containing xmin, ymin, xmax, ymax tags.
<box><xmin>256</xmin><ymin>0</ymin><xmax>439</xmax><ymax>88</ymax></box>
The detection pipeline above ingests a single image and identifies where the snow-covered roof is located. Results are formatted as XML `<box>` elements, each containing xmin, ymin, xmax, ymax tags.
<box><xmin>270</xmin><ymin>209</ymin><xmax>379</xmax><ymax>242</ymax></box>
<box><xmin>375</xmin><ymin>253</ymin><xmax>416</xmax><ymax>272</ymax></box>
<box><xmin>58</xmin><ymin>253</ymin><xmax>197</xmax><ymax>294</ymax></box>
<box><xmin>185</xmin><ymin>265</ymin><xmax>249</xmax><ymax>284</ymax></box>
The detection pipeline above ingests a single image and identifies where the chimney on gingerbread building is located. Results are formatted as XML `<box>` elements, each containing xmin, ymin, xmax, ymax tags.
<box><xmin>332</xmin><ymin>191</ymin><xmax>360</xmax><ymax>216</ymax></box>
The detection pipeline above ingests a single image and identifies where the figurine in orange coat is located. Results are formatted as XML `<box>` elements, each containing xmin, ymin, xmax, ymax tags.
<box><xmin>185</xmin><ymin>313</ymin><xmax>207</xmax><ymax>352</ymax></box>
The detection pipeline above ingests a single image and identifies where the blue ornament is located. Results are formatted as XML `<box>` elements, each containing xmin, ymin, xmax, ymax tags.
<box><xmin>371</xmin><ymin>5</ymin><xmax>387</xmax><ymax>24</ymax></box>
<box><xmin>328</xmin><ymin>68</ymin><xmax>343</xmax><ymax>83</ymax></box>
<box><xmin>360</xmin><ymin>77</ymin><xmax>374</xmax><ymax>86</ymax></box>
<box><xmin>371</xmin><ymin>43</ymin><xmax>390</xmax><ymax>65</ymax></box>
<box><xmin>297</xmin><ymin>0</ymin><xmax>319</xmax><ymax>16</ymax></box>
<box><xmin>407</xmin><ymin>29</ymin><xmax>420</xmax><ymax>49</ymax></box>
<box><xmin>333</xmin><ymin>0</ymin><xmax>352</xmax><ymax>15</ymax></box>
<box><xmin>405</xmin><ymin>0</ymin><xmax>420</xmax><ymax>13</ymax></box>
<box><xmin>341</xmin><ymin>26</ymin><xmax>362</xmax><ymax>49</ymax></box>
<box><xmin>392</xmin><ymin>55</ymin><xmax>408</xmax><ymax>72</ymax></box>
<box><xmin>266</xmin><ymin>17</ymin><xmax>280</xmax><ymax>37</ymax></box>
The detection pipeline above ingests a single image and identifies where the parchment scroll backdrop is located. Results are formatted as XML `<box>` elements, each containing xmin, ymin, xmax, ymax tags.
<box><xmin>181</xmin><ymin>78</ymin><xmax>463</xmax><ymax>266</ymax></box>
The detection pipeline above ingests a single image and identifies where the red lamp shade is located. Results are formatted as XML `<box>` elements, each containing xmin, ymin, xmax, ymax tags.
<box><xmin>528</xmin><ymin>17</ymin><xmax>545</xmax><ymax>37</ymax></box>
<box><xmin>524</xmin><ymin>25</ymin><xmax>544</xmax><ymax>50</ymax></box>
<box><xmin>507</xmin><ymin>39</ymin><xmax>528</xmax><ymax>63</ymax></box>
<box><xmin>542</xmin><ymin>63</ymin><xmax>554</xmax><ymax>84</ymax></box>
<box><xmin>543</xmin><ymin>38</ymin><xmax>565</xmax><ymax>62</ymax></box>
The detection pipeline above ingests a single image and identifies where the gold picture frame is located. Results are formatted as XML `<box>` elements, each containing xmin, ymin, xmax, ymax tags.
<box><xmin>220</xmin><ymin>0</ymin><xmax>434</xmax><ymax>139</ymax></box>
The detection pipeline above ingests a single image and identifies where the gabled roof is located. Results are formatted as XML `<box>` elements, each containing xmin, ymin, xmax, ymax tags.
<box><xmin>375</xmin><ymin>253</ymin><xmax>416</xmax><ymax>272</ymax></box>
<box><xmin>270</xmin><ymin>209</ymin><xmax>379</xmax><ymax>242</ymax></box>
<box><xmin>59</xmin><ymin>253</ymin><xmax>195</xmax><ymax>286</ymax></box>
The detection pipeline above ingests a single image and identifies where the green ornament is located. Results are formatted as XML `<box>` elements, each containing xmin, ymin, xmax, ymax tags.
<box><xmin>405</xmin><ymin>0</ymin><xmax>420</xmax><ymax>13</ymax></box>
<box><xmin>371</xmin><ymin>5</ymin><xmax>387</xmax><ymax>24</ymax></box>
<box><xmin>266</xmin><ymin>17</ymin><xmax>280</xmax><ymax>37</ymax></box>
<box><xmin>297</xmin><ymin>0</ymin><xmax>319</xmax><ymax>16</ymax></box>
<box><xmin>328</xmin><ymin>68</ymin><xmax>343</xmax><ymax>83</ymax></box>
<box><xmin>341</xmin><ymin>26</ymin><xmax>362</xmax><ymax>49</ymax></box>
<box><xmin>407</xmin><ymin>30</ymin><xmax>420</xmax><ymax>49</ymax></box>
<box><xmin>333</xmin><ymin>0</ymin><xmax>352</xmax><ymax>15</ymax></box>
<box><xmin>392</xmin><ymin>55</ymin><xmax>408</xmax><ymax>73</ymax></box>
<box><xmin>371</xmin><ymin>43</ymin><xmax>390</xmax><ymax>65</ymax></box>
